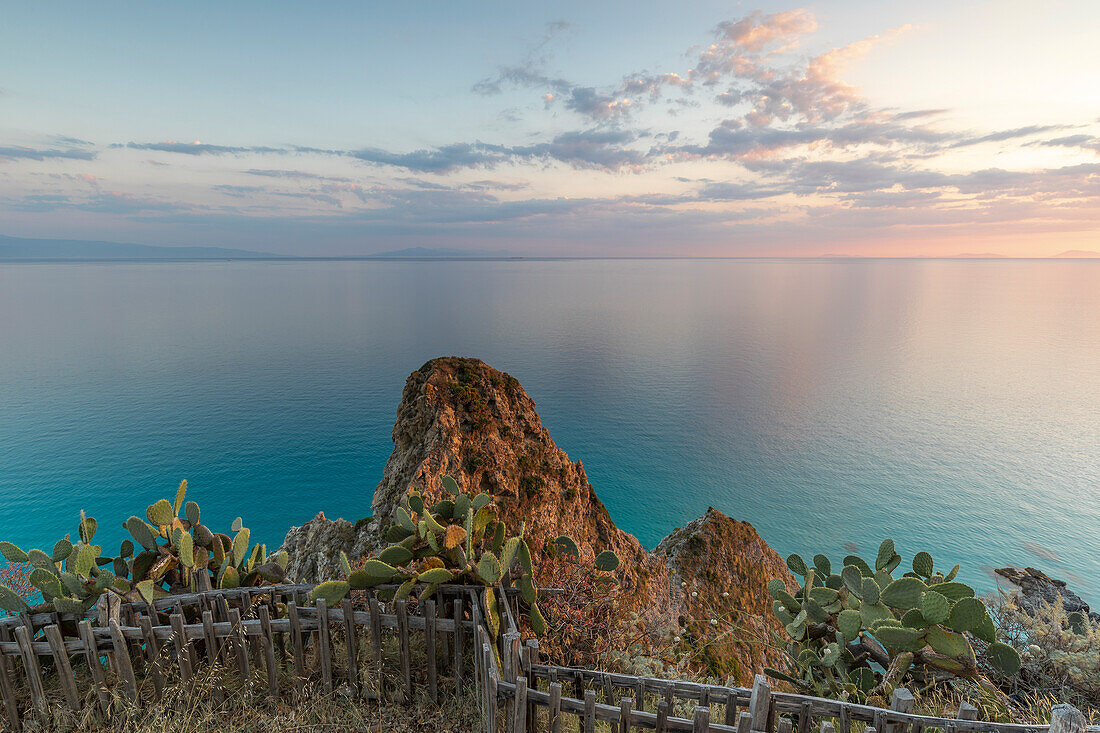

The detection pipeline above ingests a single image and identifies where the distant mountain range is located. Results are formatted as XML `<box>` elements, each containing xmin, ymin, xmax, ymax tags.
<box><xmin>364</xmin><ymin>246</ymin><xmax>514</xmax><ymax>258</ymax></box>
<box><xmin>2</xmin><ymin>234</ymin><xmax>1096</xmax><ymax>260</ymax></box>
<box><xmin>0</xmin><ymin>234</ymin><xmax>271</xmax><ymax>260</ymax></box>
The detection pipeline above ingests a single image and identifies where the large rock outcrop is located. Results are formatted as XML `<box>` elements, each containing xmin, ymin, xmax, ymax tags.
<box><xmin>279</xmin><ymin>356</ymin><xmax>794</xmax><ymax>683</ymax></box>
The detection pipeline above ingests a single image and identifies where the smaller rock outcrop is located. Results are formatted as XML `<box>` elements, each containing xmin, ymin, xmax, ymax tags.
<box><xmin>280</xmin><ymin>512</ymin><xmax>356</xmax><ymax>583</ymax></box>
<box><xmin>996</xmin><ymin>566</ymin><xmax>1099</xmax><ymax>622</ymax></box>
<box><xmin>657</xmin><ymin>508</ymin><xmax>796</xmax><ymax>680</ymax></box>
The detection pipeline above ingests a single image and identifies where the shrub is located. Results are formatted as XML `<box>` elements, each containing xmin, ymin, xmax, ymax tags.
<box><xmin>0</xmin><ymin>561</ymin><xmax>34</xmax><ymax>614</ymax></box>
<box><xmin>985</xmin><ymin>593</ymin><xmax>1100</xmax><ymax>716</ymax></box>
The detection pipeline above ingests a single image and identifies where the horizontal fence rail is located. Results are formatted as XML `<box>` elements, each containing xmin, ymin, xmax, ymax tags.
<box><xmin>490</xmin><ymin>662</ymin><xmax>1098</xmax><ymax>733</ymax></box>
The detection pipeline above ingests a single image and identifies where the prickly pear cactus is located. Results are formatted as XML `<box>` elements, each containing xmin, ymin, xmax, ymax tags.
<box><xmin>332</xmin><ymin>474</ymin><xmax>619</xmax><ymax>640</ymax></box>
<box><xmin>764</xmin><ymin>539</ymin><xmax>1020</xmax><ymax>702</ymax></box>
<box><xmin>0</xmin><ymin>480</ymin><xmax>290</xmax><ymax>620</ymax></box>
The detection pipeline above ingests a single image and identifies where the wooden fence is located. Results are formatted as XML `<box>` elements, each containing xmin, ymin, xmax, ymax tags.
<box><xmin>474</xmin><ymin>581</ymin><xmax>1096</xmax><ymax>733</ymax></box>
<box><xmin>0</xmin><ymin>581</ymin><xmax>1094</xmax><ymax>733</ymax></box>
<box><xmin>0</xmin><ymin>582</ymin><xmax>485</xmax><ymax>731</ymax></box>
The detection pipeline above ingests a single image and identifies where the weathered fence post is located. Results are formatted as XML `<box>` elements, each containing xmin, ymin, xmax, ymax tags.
<box><xmin>453</xmin><ymin>597</ymin><xmax>465</xmax><ymax>694</ymax></box>
<box><xmin>13</xmin><ymin>625</ymin><xmax>46</xmax><ymax>714</ymax></box>
<box><xmin>340</xmin><ymin>598</ymin><xmax>359</xmax><ymax>697</ymax></box>
<box><xmin>694</xmin><ymin>706</ymin><xmax>711</xmax><ymax>733</ymax></box>
<box><xmin>889</xmin><ymin>688</ymin><xmax>914</xmax><ymax>733</ymax></box>
<box><xmin>502</xmin><ymin>631</ymin><xmax>520</xmax><ymax>682</ymax></box>
<box><xmin>549</xmin><ymin>681</ymin><xmax>562</xmax><ymax>733</ymax></box>
<box><xmin>510</xmin><ymin>676</ymin><xmax>528</xmax><ymax>733</ymax></box>
<box><xmin>838</xmin><ymin>704</ymin><xmax>851</xmax><ymax>733</ymax></box>
<box><xmin>656</xmin><ymin>701</ymin><xmax>671</xmax><ymax>733</ymax></box>
<box><xmin>396</xmin><ymin>598</ymin><xmax>411</xmax><ymax>700</ymax></box>
<box><xmin>44</xmin><ymin>625</ymin><xmax>80</xmax><ymax>712</ymax></box>
<box><xmin>524</xmin><ymin>639</ymin><xmax>538</xmax><ymax>731</ymax></box>
<box><xmin>228</xmin><ymin>607</ymin><xmax>251</xmax><ymax>691</ymax></box>
<box><xmin>748</xmin><ymin>674</ymin><xmax>771</xmax><ymax>732</ymax></box>
<box><xmin>109</xmin><ymin>618</ymin><xmax>139</xmax><ymax>703</ymax></box>
<box><xmin>584</xmin><ymin>689</ymin><xmax>596</xmax><ymax>733</ymax></box>
<box><xmin>169</xmin><ymin>612</ymin><xmax>194</xmax><ymax>694</ymax></box>
<box><xmin>0</xmin><ymin>626</ymin><xmax>24</xmax><ymax>731</ymax></box>
<box><xmin>620</xmin><ymin>697</ymin><xmax>633</xmax><ymax>733</ymax></box>
<box><xmin>259</xmin><ymin>604</ymin><xmax>279</xmax><ymax>697</ymax></box>
<box><xmin>1049</xmin><ymin>705</ymin><xmax>1087</xmax><ymax>733</ymax></box>
<box><xmin>137</xmin><ymin>615</ymin><xmax>165</xmax><ymax>701</ymax></box>
<box><xmin>957</xmin><ymin>702</ymin><xmax>978</xmax><ymax>725</ymax></box>
<box><xmin>317</xmin><ymin>597</ymin><xmax>334</xmax><ymax>694</ymax></box>
<box><xmin>287</xmin><ymin>601</ymin><xmax>305</xmax><ymax>696</ymax></box>
<box><xmin>426</xmin><ymin>599</ymin><xmax>438</xmax><ymax>702</ymax></box>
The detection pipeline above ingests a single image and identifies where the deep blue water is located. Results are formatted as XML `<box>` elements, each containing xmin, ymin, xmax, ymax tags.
<box><xmin>1</xmin><ymin>259</ymin><xmax>1097</xmax><ymax>600</ymax></box>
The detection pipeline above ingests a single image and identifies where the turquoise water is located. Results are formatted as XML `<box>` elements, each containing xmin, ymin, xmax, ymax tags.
<box><xmin>1</xmin><ymin>259</ymin><xmax>1097</xmax><ymax>600</ymax></box>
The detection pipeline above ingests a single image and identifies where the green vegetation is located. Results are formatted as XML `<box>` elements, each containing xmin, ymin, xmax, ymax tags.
<box><xmin>987</xmin><ymin>593</ymin><xmax>1100</xmax><ymax>716</ymax></box>
<box><xmin>316</xmin><ymin>474</ymin><xmax>619</xmax><ymax>643</ymax></box>
<box><xmin>0</xmin><ymin>480</ymin><xmax>287</xmax><ymax>616</ymax></box>
<box><xmin>764</xmin><ymin>540</ymin><xmax>1021</xmax><ymax>702</ymax></box>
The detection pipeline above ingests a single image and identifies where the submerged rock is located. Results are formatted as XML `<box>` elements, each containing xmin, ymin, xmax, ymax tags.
<box><xmin>279</xmin><ymin>356</ymin><xmax>794</xmax><ymax>682</ymax></box>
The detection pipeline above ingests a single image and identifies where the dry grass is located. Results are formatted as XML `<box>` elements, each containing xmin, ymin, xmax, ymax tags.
<box><xmin>4</xmin><ymin>619</ymin><xmax>484</xmax><ymax>732</ymax></box>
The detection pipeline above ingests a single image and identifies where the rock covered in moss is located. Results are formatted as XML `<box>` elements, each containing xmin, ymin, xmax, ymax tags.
<box><xmin>656</xmin><ymin>507</ymin><xmax>796</xmax><ymax>680</ymax></box>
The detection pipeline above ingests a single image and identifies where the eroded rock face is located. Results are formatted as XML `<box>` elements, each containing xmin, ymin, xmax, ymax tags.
<box><xmin>279</xmin><ymin>356</ymin><xmax>794</xmax><ymax>683</ymax></box>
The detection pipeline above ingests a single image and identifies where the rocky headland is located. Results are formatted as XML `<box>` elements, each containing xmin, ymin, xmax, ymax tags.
<box><xmin>280</xmin><ymin>356</ymin><xmax>795</xmax><ymax>683</ymax></box>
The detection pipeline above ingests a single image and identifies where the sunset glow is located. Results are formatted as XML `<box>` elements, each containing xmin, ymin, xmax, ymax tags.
<box><xmin>1</xmin><ymin>1</ymin><xmax>1097</xmax><ymax>256</ymax></box>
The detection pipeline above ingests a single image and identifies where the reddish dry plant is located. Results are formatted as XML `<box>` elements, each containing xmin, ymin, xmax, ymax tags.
<box><xmin>0</xmin><ymin>562</ymin><xmax>34</xmax><ymax>613</ymax></box>
<box><xmin>532</xmin><ymin>554</ymin><xmax>642</xmax><ymax>669</ymax></box>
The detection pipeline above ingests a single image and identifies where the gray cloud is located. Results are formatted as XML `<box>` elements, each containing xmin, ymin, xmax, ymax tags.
<box><xmin>118</xmin><ymin>141</ymin><xmax>283</xmax><ymax>155</ymax></box>
<box><xmin>0</xmin><ymin>145</ymin><xmax>96</xmax><ymax>161</ymax></box>
<box><xmin>950</xmin><ymin>124</ymin><xmax>1068</xmax><ymax>148</ymax></box>
<box><xmin>1032</xmin><ymin>134</ymin><xmax>1100</xmax><ymax>154</ymax></box>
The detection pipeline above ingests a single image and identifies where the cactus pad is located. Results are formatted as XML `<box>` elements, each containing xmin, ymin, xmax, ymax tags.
<box><xmin>986</xmin><ymin>641</ymin><xmax>1021</xmax><ymax>675</ymax></box>
<box><xmin>880</xmin><ymin>577</ymin><xmax>926</xmax><ymax>609</ymax></box>
<box><xmin>786</xmin><ymin>553</ymin><xmax>809</xmax><ymax>577</ymax></box>
<box><xmin>147</xmin><ymin>499</ymin><xmax>175</xmax><ymax>527</ymax></box>
<box><xmin>310</xmin><ymin>580</ymin><xmax>350</xmax><ymax>606</ymax></box>
<box><xmin>477</xmin><ymin>552</ymin><xmax>502</xmax><ymax>584</ymax></box>
<box><xmin>595</xmin><ymin>550</ymin><xmax>620</xmax><ymax>572</ymax></box>
<box><xmin>919</xmin><ymin>590</ymin><xmax>950</xmax><ymax>624</ymax></box>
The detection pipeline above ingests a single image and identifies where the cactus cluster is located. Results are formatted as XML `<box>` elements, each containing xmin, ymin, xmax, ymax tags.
<box><xmin>311</xmin><ymin>474</ymin><xmax>619</xmax><ymax>639</ymax></box>
<box><xmin>764</xmin><ymin>540</ymin><xmax>1021</xmax><ymax>702</ymax></box>
<box><xmin>0</xmin><ymin>481</ymin><xmax>288</xmax><ymax>617</ymax></box>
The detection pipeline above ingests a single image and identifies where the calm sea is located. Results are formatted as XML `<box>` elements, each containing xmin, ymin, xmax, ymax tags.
<box><xmin>1</xmin><ymin>259</ymin><xmax>1097</xmax><ymax>600</ymax></box>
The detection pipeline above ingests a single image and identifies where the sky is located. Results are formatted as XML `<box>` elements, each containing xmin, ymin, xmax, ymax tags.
<box><xmin>1</xmin><ymin>0</ymin><xmax>1098</xmax><ymax>257</ymax></box>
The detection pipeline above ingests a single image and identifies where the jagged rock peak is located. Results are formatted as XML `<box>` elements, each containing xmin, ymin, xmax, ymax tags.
<box><xmin>372</xmin><ymin>357</ymin><xmax>659</xmax><ymax>596</ymax></box>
